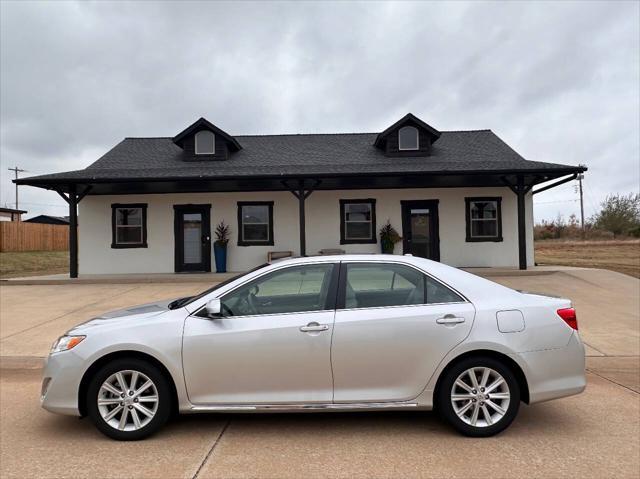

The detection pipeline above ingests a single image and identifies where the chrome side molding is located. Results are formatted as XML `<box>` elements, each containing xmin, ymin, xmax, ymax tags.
<box><xmin>190</xmin><ymin>401</ymin><xmax>418</xmax><ymax>412</ymax></box>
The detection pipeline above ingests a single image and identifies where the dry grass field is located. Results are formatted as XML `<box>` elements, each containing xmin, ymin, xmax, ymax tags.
<box><xmin>535</xmin><ymin>240</ymin><xmax>640</xmax><ymax>278</ymax></box>
<box><xmin>0</xmin><ymin>251</ymin><xmax>69</xmax><ymax>278</ymax></box>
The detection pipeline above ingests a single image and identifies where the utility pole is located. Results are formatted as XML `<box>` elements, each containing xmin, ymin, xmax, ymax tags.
<box><xmin>577</xmin><ymin>172</ymin><xmax>585</xmax><ymax>238</ymax></box>
<box><xmin>7</xmin><ymin>166</ymin><xmax>26</xmax><ymax>210</ymax></box>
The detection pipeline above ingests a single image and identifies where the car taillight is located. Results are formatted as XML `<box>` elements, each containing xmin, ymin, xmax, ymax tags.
<box><xmin>557</xmin><ymin>307</ymin><xmax>578</xmax><ymax>330</ymax></box>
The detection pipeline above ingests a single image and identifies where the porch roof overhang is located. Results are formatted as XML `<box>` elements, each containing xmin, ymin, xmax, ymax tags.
<box><xmin>15</xmin><ymin>166</ymin><xmax>586</xmax><ymax>196</ymax></box>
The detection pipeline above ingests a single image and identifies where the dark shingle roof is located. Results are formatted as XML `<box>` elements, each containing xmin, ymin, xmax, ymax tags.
<box><xmin>17</xmin><ymin>130</ymin><xmax>583</xmax><ymax>185</ymax></box>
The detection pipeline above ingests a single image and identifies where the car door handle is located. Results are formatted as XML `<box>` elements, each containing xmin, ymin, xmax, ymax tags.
<box><xmin>436</xmin><ymin>315</ymin><xmax>466</xmax><ymax>325</ymax></box>
<box><xmin>300</xmin><ymin>322</ymin><xmax>329</xmax><ymax>332</ymax></box>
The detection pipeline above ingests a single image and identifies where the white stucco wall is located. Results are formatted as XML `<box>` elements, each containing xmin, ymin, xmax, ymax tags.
<box><xmin>78</xmin><ymin>187</ymin><xmax>534</xmax><ymax>274</ymax></box>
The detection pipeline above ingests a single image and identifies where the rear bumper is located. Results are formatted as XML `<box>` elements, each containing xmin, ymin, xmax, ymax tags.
<box><xmin>517</xmin><ymin>332</ymin><xmax>586</xmax><ymax>404</ymax></box>
<box><xmin>40</xmin><ymin>351</ymin><xmax>84</xmax><ymax>416</ymax></box>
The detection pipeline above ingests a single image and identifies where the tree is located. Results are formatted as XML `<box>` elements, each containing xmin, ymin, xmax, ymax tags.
<box><xmin>591</xmin><ymin>193</ymin><xmax>640</xmax><ymax>237</ymax></box>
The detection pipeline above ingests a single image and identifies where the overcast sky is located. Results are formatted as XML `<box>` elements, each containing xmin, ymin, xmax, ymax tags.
<box><xmin>1</xmin><ymin>0</ymin><xmax>638</xmax><ymax>222</ymax></box>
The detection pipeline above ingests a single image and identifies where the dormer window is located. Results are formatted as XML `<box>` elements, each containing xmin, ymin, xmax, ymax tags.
<box><xmin>195</xmin><ymin>130</ymin><xmax>215</xmax><ymax>155</ymax></box>
<box><xmin>398</xmin><ymin>126</ymin><xmax>419</xmax><ymax>151</ymax></box>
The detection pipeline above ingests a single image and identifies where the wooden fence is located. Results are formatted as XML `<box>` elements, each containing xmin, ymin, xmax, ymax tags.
<box><xmin>0</xmin><ymin>222</ymin><xmax>69</xmax><ymax>252</ymax></box>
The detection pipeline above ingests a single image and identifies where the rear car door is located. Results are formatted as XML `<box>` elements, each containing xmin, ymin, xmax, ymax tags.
<box><xmin>331</xmin><ymin>261</ymin><xmax>475</xmax><ymax>403</ymax></box>
<box><xmin>183</xmin><ymin>262</ymin><xmax>338</xmax><ymax>405</ymax></box>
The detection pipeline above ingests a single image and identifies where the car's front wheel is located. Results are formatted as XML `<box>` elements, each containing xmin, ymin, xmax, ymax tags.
<box><xmin>437</xmin><ymin>356</ymin><xmax>520</xmax><ymax>437</ymax></box>
<box><xmin>86</xmin><ymin>358</ymin><xmax>171</xmax><ymax>440</ymax></box>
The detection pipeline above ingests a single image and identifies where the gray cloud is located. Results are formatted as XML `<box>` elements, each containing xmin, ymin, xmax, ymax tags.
<box><xmin>1</xmin><ymin>0</ymin><xmax>638</xmax><ymax>221</ymax></box>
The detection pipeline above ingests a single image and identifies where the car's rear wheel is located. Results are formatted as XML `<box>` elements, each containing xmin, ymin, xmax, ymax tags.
<box><xmin>86</xmin><ymin>358</ymin><xmax>171</xmax><ymax>440</ymax></box>
<box><xmin>437</xmin><ymin>356</ymin><xmax>520</xmax><ymax>437</ymax></box>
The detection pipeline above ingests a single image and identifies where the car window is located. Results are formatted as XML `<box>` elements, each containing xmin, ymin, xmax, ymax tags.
<box><xmin>221</xmin><ymin>264</ymin><xmax>335</xmax><ymax>317</ymax></box>
<box><xmin>344</xmin><ymin>263</ymin><xmax>425</xmax><ymax>308</ymax></box>
<box><xmin>426</xmin><ymin>276</ymin><xmax>465</xmax><ymax>304</ymax></box>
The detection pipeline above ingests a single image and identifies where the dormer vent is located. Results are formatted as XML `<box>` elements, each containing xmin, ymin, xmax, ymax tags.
<box><xmin>374</xmin><ymin>113</ymin><xmax>440</xmax><ymax>157</ymax></box>
<box><xmin>195</xmin><ymin>130</ymin><xmax>215</xmax><ymax>155</ymax></box>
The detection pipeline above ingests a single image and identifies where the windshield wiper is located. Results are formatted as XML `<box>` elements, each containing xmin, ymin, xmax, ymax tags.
<box><xmin>168</xmin><ymin>296</ymin><xmax>192</xmax><ymax>310</ymax></box>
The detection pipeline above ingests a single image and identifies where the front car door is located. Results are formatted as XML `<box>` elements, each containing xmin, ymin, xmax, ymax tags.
<box><xmin>331</xmin><ymin>261</ymin><xmax>475</xmax><ymax>403</ymax></box>
<box><xmin>182</xmin><ymin>262</ymin><xmax>338</xmax><ymax>405</ymax></box>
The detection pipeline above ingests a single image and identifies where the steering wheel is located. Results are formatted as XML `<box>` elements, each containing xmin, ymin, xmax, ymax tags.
<box><xmin>221</xmin><ymin>303</ymin><xmax>234</xmax><ymax>316</ymax></box>
<box><xmin>246</xmin><ymin>292</ymin><xmax>259</xmax><ymax>315</ymax></box>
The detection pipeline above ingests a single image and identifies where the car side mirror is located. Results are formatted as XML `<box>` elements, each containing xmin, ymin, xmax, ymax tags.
<box><xmin>205</xmin><ymin>298</ymin><xmax>222</xmax><ymax>318</ymax></box>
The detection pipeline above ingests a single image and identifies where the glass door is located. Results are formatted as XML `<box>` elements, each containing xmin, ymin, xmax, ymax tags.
<box><xmin>174</xmin><ymin>205</ymin><xmax>211</xmax><ymax>272</ymax></box>
<box><xmin>401</xmin><ymin>200</ymin><xmax>440</xmax><ymax>261</ymax></box>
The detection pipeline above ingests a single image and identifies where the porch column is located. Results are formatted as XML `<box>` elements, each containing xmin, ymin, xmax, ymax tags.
<box><xmin>503</xmin><ymin>175</ymin><xmax>534</xmax><ymax>271</ymax></box>
<box><xmin>297</xmin><ymin>180</ymin><xmax>306</xmax><ymax>256</ymax></box>
<box><xmin>516</xmin><ymin>177</ymin><xmax>527</xmax><ymax>271</ymax></box>
<box><xmin>56</xmin><ymin>184</ymin><xmax>92</xmax><ymax>279</ymax></box>
<box><xmin>283</xmin><ymin>179</ymin><xmax>321</xmax><ymax>257</ymax></box>
<box><xmin>68</xmin><ymin>185</ymin><xmax>79</xmax><ymax>278</ymax></box>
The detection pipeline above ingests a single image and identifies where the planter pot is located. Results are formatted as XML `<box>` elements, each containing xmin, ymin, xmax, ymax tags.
<box><xmin>214</xmin><ymin>243</ymin><xmax>227</xmax><ymax>273</ymax></box>
<box><xmin>381</xmin><ymin>241</ymin><xmax>394</xmax><ymax>254</ymax></box>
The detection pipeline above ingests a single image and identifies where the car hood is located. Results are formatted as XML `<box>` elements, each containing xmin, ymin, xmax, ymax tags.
<box><xmin>68</xmin><ymin>299</ymin><xmax>176</xmax><ymax>333</ymax></box>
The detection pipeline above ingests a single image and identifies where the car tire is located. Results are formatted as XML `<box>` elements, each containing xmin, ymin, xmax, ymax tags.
<box><xmin>86</xmin><ymin>358</ymin><xmax>172</xmax><ymax>441</ymax></box>
<box><xmin>436</xmin><ymin>356</ymin><xmax>520</xmax><ymax>437</ymax></box>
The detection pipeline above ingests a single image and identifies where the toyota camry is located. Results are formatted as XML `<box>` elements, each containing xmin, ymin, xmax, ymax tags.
<box><xmin>41</xmin><ymin>255</ymin><xmax>585</xmax><ymax>440</ymax></box>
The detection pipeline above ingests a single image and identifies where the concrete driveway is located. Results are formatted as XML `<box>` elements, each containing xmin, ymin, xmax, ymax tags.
<box><xmin>0</xmin><ymin>268</ymin><xmax>638</xmax><ymax>478</ymax></box>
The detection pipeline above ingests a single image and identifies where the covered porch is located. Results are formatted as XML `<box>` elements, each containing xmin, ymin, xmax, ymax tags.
<box><xmin>16</xmin><ymin>169</ymin><xmax>584</xmax><ymax>278</ymax></box>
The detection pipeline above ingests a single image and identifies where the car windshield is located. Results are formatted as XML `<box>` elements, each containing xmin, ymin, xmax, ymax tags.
<box><xmin>168</xmin><ymin>263</ymin><xmax>270</xmax><ymax>309</ymax></box>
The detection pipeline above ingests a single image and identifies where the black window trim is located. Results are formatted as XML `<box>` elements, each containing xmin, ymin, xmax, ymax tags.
<box><xmin>111</xmin><ymin>203</ymin><xmax>148</xmax><ymax>249</ymax></box>
<box><xmin>465</xmin><ymin>196</ymin><xmax>503</xmax><ymax>243</ymax></box>
<box><xmin>339</xmin><ymin>198</ymin><xmax>377</xmax><ymax>245</ymax></box>
<box><xmin>335</xmin><ymin>261</ymin><xmax>467</xmax><ymax>310</ymax></box>
<box><xmin>237</xmin><ymin>201</ymin><xmax>274</xmax><ymax>246</ymax></box>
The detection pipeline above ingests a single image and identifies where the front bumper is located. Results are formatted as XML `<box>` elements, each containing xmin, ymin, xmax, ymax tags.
<box><xmin>40</xmin><ymin>350</ymin><xmax>85</xmax><ymax>416</ymax></box>
<box><xmin>517</xmin><ymin>331</ymin><xmax>586</xmax><ymax>404</ymax></box>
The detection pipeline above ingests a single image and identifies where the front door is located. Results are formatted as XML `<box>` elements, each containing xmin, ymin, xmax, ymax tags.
<box><xmin>174</xmin><ymin>204</ymin><xmax>211</xmax><ymax>272</ymax></box>
<box><xmin>401</xmin><ymin>200</ymin><xmax>440</xmax><ymax>261</ymax></box>
<box><xmin>182</xmin><ymin>262</ymin><xmax>338</xmax><ymax>404</ymax></box>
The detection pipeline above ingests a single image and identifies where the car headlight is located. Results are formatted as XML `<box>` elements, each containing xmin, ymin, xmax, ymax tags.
<box><xmin>50</xmin><ymin>335</ymin><xmax>86</xmax><ymax>354</ymax></box>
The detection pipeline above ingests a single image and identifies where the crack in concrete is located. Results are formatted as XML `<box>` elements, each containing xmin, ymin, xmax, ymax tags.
<box><xmin>586</xmin><ymin>368</ymin><xmax>639</xmax><ymax>395</ymax></box>
<box><xmin>192</xmin><ymin>419</ymin><xmax>231</xmax><ymax>479</ymax></box>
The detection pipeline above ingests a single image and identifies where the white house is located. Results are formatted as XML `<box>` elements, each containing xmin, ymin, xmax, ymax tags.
<box><xmin>16</xmin><ymin>114</ymin><xmax>585</xmax><ymax>277</ymax></box>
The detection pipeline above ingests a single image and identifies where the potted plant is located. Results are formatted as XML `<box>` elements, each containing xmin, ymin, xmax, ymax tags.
<box><xmin>214</xmin><ymin>221</ymin><xmax>230</xmax><ymax>273</ymax></box>
<box><xmin>379</xmin><ymin>220</ymin><xmax>402</xmax><ymax>254</ymax></box>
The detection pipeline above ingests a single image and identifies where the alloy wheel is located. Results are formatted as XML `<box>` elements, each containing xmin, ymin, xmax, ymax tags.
<box><xmin>97</xmin><ymin>369</ymin><xmax>159</xmax><ymax>431</ymax></box>
<box><xmin>450</xmin><ymin>367</ymin><xmax>511</xmax><ymax>427</ymax></box>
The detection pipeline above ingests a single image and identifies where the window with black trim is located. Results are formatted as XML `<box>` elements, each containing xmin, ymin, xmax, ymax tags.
<box><xmin>237</xmin><ymin>202</ymin><xmax>274</xmax><ymax>246</ymax></box>
<box><xmin>465</xmin><ymin>197</ymin><xmax>503</xmax><ymax>242</ymax></box>
<box><xmin>340</xmin><ymin>199</ymin><xmax>376</xmax><ymax>244</ymax></box>
<box><xmin>111</xmin><ymin>203</ymin><xmax>147</xmax><ymax>248</ymax></box>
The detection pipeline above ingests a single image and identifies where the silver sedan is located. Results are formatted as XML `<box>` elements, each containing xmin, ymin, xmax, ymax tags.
<box><xmin>41</xmin><ymin>255</ymin><xmax>585</xmax><ymax>440</ymax></box>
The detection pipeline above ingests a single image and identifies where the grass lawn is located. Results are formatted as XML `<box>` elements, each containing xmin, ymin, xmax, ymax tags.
<box><xmin>535</xmin><ymin>240</ymin><xmax>640</xmax><ymax>278</ymax></box>
<box><xmin>0</xmin><ymin>251</ymin><xmax>69</xmax><ymax>278</ymax></box>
